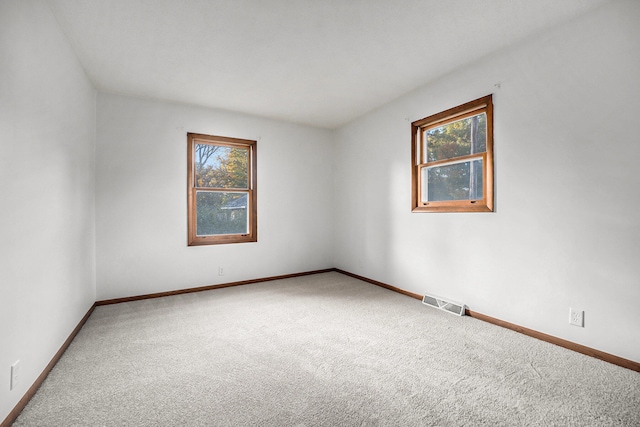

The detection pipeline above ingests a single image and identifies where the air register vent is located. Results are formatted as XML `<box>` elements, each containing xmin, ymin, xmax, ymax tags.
<box><xmin>422</xmin><ymin>294</ymin><xmax>465</xmax><ymax>316</ymax></box>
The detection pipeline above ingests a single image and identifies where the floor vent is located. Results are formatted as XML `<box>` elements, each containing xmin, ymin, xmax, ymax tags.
<box><xmin>422</xmin><ymin>294</ymin><xmax>465</xmax><ymax>316</ymax></box>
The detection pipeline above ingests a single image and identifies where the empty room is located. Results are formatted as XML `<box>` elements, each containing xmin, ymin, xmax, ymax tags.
<box><xmin>1</xmin><ymin>0</ymin><xmax>639</xmax><ymax>425</ymax></box>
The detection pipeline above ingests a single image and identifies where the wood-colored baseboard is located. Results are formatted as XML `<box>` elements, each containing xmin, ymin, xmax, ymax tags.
<box><xmin>465</xmin><ymin>309</ymin><xmax>640</xmax><ymax>372</ymax></box>
<box><xmin>3</xmin><ymin>268</ymin><xmax>334</xmax><ymax>425</ymax></box>
<box><xmin>1</xmin><ymin>304</ymin><xmax>96</xmax><ymax>427</ymax></box>
<box><xmin>96</xmin><ymin>268</ymin><xmax>336</xmax><ymax>305</ymax></box>
<box><xmin>335</xmin><ymin>269</ymin><xmax>423</xmax><ymax>301</ymax></box>
<box><xmin>4</xmin><ymin>267</ymin><xmax>638</xmax><ymax>427</ymax></box>
<box><xmin>336</xmin><ymin>269</ymin><xmax>640</xmax><ymax>373</ymax></box>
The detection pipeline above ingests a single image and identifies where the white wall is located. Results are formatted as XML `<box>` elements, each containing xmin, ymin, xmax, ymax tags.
<box><xmin>1</xmin><ymin>4</ymin><xmax>638</xmax><ymax>423</ymax></box>
<box><xmin>95</xmin><ymin>93</ymin><xmax>334</xmax><ymax>300</ymax></box>
<box><xmin>333</xmin><ymin>0</ymin><xmax>640</xmax><ymax>363</ymax></box>
<box><xmin>0</xmin><ymin>0</ymin><xmax>96</xmax><ymax>422</ymax></box>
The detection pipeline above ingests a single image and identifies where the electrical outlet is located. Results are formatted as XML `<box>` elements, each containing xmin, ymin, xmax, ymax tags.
<box><xmin>570</xmin><ymin>308</ymin><xmax>584</xmax><ymax>327</ymax></box>
<box><xmin>10</xmin><ymin>360</ymin><xmax>21</xmax><ymax>390</ymax></box>
<box><xmin>218</xmin><ymin>267</ymin><xmax>224</xmax><ymax>276</ymax></box>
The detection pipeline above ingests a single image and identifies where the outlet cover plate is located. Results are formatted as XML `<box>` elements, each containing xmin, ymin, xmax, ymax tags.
<box><xmin>11</xmin><ymin>360</ymin><xmax>21</xmax><ymax>390</ymax></box>
<box><xmin>570</xmin><ymin>308</ymin><xmax>584</xmax><ymax>327</ymax></box>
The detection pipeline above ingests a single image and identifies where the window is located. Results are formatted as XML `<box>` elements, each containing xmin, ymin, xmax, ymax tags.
<box><xmin>187</xmin><ymin>133</ymin><xmax>257</xmax><ymax>245</ymax></box>
<box><xmin>411</xmin><ymin>95</ymin><xmax>494</xmax><ymax>212</ymax></box>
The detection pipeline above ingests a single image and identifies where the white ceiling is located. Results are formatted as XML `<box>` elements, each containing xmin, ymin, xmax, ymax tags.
<box><xmin>46</xmin><ymin>0</ymin><xmax>610</xmax><ymax>129</ymax></box>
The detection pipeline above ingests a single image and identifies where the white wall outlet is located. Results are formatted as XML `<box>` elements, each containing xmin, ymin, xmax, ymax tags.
<box><xmin>10</xmin><ymin>360</ymin><xmax>21</xmax><ymax>390</ymax></box>
<box><xmin>570</xmin><ymin>308</ymin><xmax>584</xmax><ymax>327</ymax></box>
<box><xmin>218</xmin><ymin>267</ymin><xmax>224</xmax><ymax>276</ymax></box>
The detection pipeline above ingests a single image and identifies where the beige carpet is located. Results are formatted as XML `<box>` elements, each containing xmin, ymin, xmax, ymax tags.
<box><xmin>13</xmin><ymin>272</ymin><xmax>640</xmax><ymax>426</ymax></box>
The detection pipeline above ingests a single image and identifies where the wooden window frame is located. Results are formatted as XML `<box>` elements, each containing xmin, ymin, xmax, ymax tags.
<box><xmin>187</xmin><ymin>133</ymin><xmax>257</xmax><ymax>246</ymax></box>
<box><xmin>411</xmin><ymin>95</ymin><xmax>494</xmax><ymax>213</ymax></box>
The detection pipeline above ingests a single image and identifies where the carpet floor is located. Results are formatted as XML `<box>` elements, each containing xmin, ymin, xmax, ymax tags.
<box><xmin>12</xmin><ymin>272</ymin><xmax>640</xmax><ymax>426</ymax></box>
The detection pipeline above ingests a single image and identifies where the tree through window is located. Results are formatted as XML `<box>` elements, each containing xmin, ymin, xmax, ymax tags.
<box><xmin>188</xmin><ymin>133</ymin><xmax>257</xmax><ymax>245</ymax></box>
<box><xmin>411</xmin><ymin>95</ymin><xmax>494</xmax><ymax>212</ymax></box>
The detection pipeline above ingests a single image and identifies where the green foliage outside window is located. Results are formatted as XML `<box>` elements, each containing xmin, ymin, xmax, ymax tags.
<box><xmin>426</xmin><ymin>114</ymin><xmax>486</xmax><ymax>162</ymax></box>
<box><xmin>195</xmin><ymin>144</ymin><xmax>249</xmax><ymax>236</ymax></box>
<box><xmin>196</xmin><ymin>192</ymin><xmax>247</xmax><ymax>236</ymax></box>
<box><xmin>195</xmin><ymin>145</ymin><xmax>248</xmax><ymax>188</ymax></box>
<box><xmin>425</xmin><ymin>113</ymin><xmax>486</xmax><ymax>202</ymax></box>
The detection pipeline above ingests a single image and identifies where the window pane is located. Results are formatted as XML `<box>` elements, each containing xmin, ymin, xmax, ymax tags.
<box><xmin>196</xmin><ymin>191</ymin><xmax>248</xmax><ymax>236</ymax></box>
<box><xmin>422</xmin><ymin>159</ymin><xmax>483</xmax><ymax>202</ymax></box>
<box><xmin>425</xmin><ymin>113</ymin><xmax>486</xmax><ymax>162</ymax></box>
<box><xmin>195</xmin><ymin>144</ymin><xmax>248</xmax><ymax>189</ymax></box>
